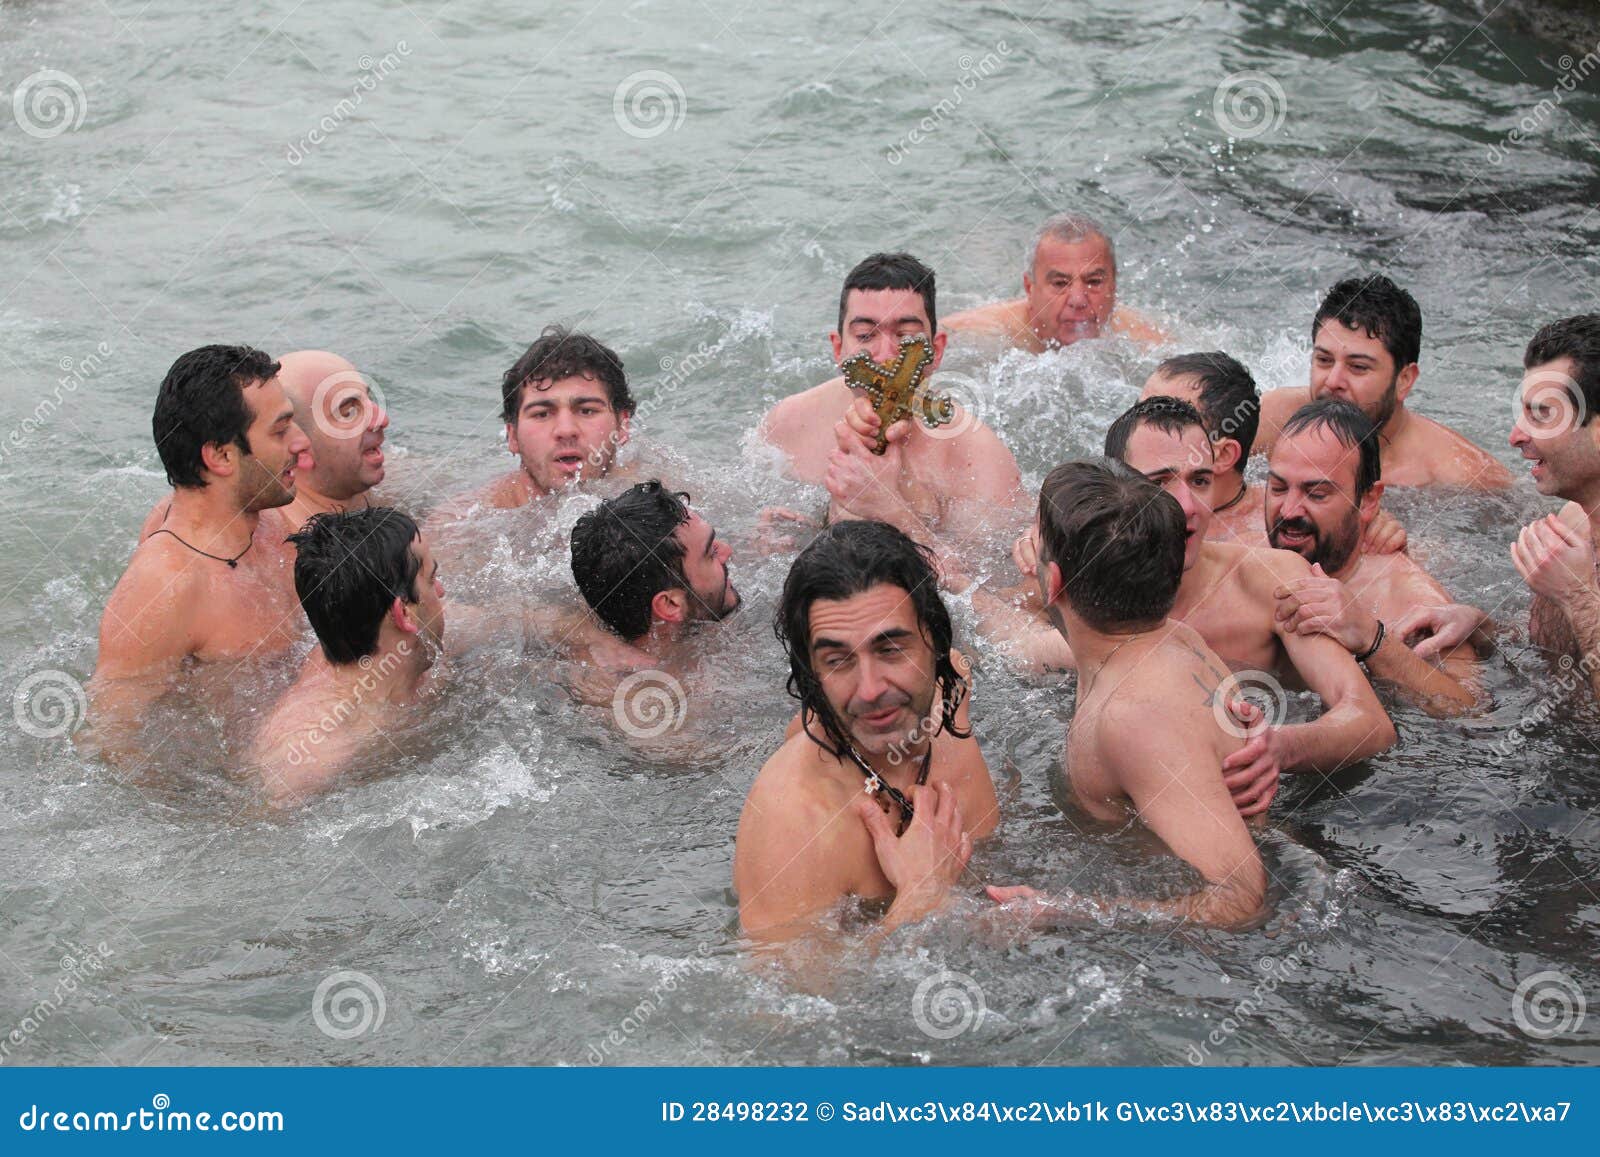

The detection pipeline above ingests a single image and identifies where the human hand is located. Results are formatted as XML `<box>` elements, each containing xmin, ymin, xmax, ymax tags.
<box><xmin>1275</xmin><ymin>564</ymin><xmax>1380</xmax><ymax>653</ymax></box>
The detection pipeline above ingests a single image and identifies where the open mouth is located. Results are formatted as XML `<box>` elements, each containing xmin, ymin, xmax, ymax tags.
<box><xmin>1275</xmin><ymin>525</ymin><xmax>1314</xmax><ymax>548</ymax></box>
<box><xmin>553</xmin><ymin>453</ymin><xmax>586</xmax><ymax>474</ymax></box>
<box><xmin>362</xmin><ymin>445</ymin><xmax>385</xmax><ymax>467</ymax></box>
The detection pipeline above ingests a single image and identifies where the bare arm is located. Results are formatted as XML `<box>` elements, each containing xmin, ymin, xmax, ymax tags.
<box><xmin>967</xmin><ymin>586</ymin><xmax>1075</xmax><ymax>673</ymax></box>
<box><xmin>85</xmin><ymin>561</ymin><xmax>196</xmax><ymax>761</ymax></box>
<box><xmin>1251</xmin><ymin>387</ymin><xmax>1309</xmax><ymax>459</ymax></box>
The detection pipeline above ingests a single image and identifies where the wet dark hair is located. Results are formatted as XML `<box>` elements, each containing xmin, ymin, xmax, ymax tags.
<box><xmin>570</xmin><ymin>481</ymin><xmax>692</xmax><ymax>642</ymax></box>
<box><xmin>1523</xmin><ymin>314</ymin><xmax>1600</xmax><ymax>425</ymax></box>
<box><xmin>1279</xmin><ymin>399</ymin><xmax>1382</xmax><ymax>499</ymax></box>
<box><xmin>289</xmin><ymin>507</ymin><xmax>423</xmax><ymax>665</ymax></box>
<box><xmin>1104</xmin><ymin>396</ymin><xmax>1209</xmax><ymax>463</ymax></box>
<box><xmin>1152</xmin><ymin>351</ymin><xmax>1259</xmax><ymax>475</ymax></box>
<box><xmin>500</xmin><ymin>325</ymin><xmax>635</xmax><ymax>424</ymax></box>
<box><xmin>1313</xmin><ymin>275</ymin><xmax>1422</xmax><ymax>370</ymax></box>
<box><xmin>775</xmin><ymin>520</ymin><xmax>968</xmax><ymax>759</ymax></box>
<box><xmin>836</xmin><ymin>252</ymin><xmax>938</xmax><ymax>336</ymax></box>
<box><xmin>152</xmin><ymin>344</ymin><xmax>281</xmax><ymax>489</ymax></box>
<box><xmin>1037</xmin><ymin>458</ymin><xmax>1185</xmax><ymax>631</ymax></box>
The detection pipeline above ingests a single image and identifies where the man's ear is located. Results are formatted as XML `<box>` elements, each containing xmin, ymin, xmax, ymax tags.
<box><xmin>1358</xmin><ymin>479</ymin><xmax>1385</xmax><ymax>528</ymax></box>
<box><xmin>390</xmin><ymin>596</ymin><xmax>419</xmax><ymax>635</ymax></box>
<box><xmin>828</xmin><ymin>331</ymin><xmax>844</xmax><ymax>365</ymax></box>
<box><xmin>650</xmin><ymin>588</ymin><xmax>687</xmax><ymax>626</ymax></box>
<box><xmin>615</xmin><ymin>411</ymin><xmax>632</xmax><ymax>449</ymax></box>
<box><xmin>1043</xmin><ymin>560</ymin><xmax>1066</xmax><ymax>606</ymax></box>
<box><xmin>199</xmin><ymin>439</ymin><xmax>239</xmax><ymax>479</ymax></box>
<box><xmin>1212</xmin><ymin>436</ymin><xmax>1243</xmax><ymax>476</ymax></box>
<box><xmin>505</xmin><ymin>422</ymin><xmax>519</xmax><ymax>457</ymax></box>
<box><xmin>1022</xmin><ymin>272</ymin><xmax>1034</xmax><ymax>297</ymax></box>
<box><xmin>1395</xmin><ymin>363</ymin><xmax>1419</xmax><ymax>405</ymax></box>
<box><xmin>929</xmin><ymin>330</ymin><xmax>949</xmax><ymax>373</ymax></box>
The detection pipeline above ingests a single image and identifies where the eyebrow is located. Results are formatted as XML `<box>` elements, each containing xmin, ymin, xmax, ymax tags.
<box><xmin>849</xmin><ymin>315</ymin><xmax>926</xmax><ymax>329</ymax></box>
<box><xmin>811</xmin><ymin>627</ymin><xmax>915</xmax><ymax>652</ymax></box>
<box><xmin>703</xmin><ymin>529</ymin><xmax>717</xmax><ymax>559</ymax></box>
<box><xmin>523</xmin><ymin>394</ymin><xmax>609</xmax><ymax>411</ymax></box>
<box><xmin>1047</xmin><ymin>265</ymin><xmax>1109</xmax><ymax>278</ymax></box>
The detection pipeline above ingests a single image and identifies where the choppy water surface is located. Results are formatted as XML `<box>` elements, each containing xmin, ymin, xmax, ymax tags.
<box><xmin>2</xmin><ymin>0</ymin><xmax>1599</xmax><ymax>1065</ymax></box>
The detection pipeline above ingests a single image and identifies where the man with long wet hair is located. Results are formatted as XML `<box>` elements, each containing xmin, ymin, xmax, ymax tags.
<box><xmin>733</xmin><ymin>520</ymin><xmax>999</xmax><ymax>941</ymax></box>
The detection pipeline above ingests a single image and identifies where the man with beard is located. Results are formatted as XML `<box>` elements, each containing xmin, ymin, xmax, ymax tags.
<box><xmin>973</xmin><ymin>399</ymin><xmax>1394</xmax><ymax>784</ymax></box>
<box><xmin>568</xmin><ymin>481</ymin><xmax>741</xmax><ymax>669</ymax></box>
<box><xmin>734</xmin><ymin>520</ymin><xmax>999</xmax><ymax>941</ymax></box>
<box><xmin>1268</xmin><ymin>400</ymin><xmax>1482</xmax><ymax>713</ymax></box>
<box><xmin>1508</xmin><ymin>315</ymin><xmax>1600</xmax><ymax>704</ymax></box>
<box><xmin>986</xmin><ymin>460</ymin><xmax>1267</xmax><ymax>930</ymax></box>
<box><xmin>759</xmin><ymin>252</ymin><xmax>1023</xmax><ymax>552</ymax></box>
<box><xmin>436</xmin><ymin>326</ymin><xmax>636</xmax><ymax>521</ymax></box>
<box><xmin>138</xmin><ymin>349</ymin><xmax>390</xmax><ymax>539</ymax></box>
<box><xmin>92</xmin><ymin>346</ymin><xmax>312</xmax><ymax>744</ymax></box>
<box><xmin>1253</xmin><ymin>275</ymin><xmax>1511</xmax><ymax>489</ymax></box>
<box><xmin>942</xmin><ymin>212</ymin><xmax>1165</xmax><ymax>349</ymax></box>
<box><xmin>251</xmin><ymin>507</ymin><xmax>446</xmax><ymax>804</ymax></box>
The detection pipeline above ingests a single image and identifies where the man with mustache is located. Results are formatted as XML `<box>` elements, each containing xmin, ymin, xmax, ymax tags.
<box><xmin>568</xmin><ymin>481</ymin><xmax>741</xmax><ymax>670</ymax></box>
<box><xmin>1268</xmin><ymin>400</ymin><xmax>1482</xmax><ymax>714</ymax></box>
<box><xmin>91</xmin><ymin>345</ymin><xmax>311</xmax><ymax>748</ymax></box>
<box><xmin>974</xmin><ymin>398</ymin><xmax>1394</xmax><ymax>787</ymax></box>
<box><xmin>1507</xmin><ymin>315</ymin><xmax>1600</xmax><ymax>703</ymax></box>
<box><xmin>734</xmin><ymin>520</ymin><xmax>999</xmax><ymax>941</ymax></box>
<box><xmin>942</xmin><ymin>212</ymin><xmax>1165</xmax><ymax>350</ymax></box>
<box><xmin>1253</xmin><ymin>275</ymin><xmax>1511</xmax><ymax>489</ymax></box>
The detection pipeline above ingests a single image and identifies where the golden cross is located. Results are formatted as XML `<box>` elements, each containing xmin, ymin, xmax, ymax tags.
<box><xmin>838</xmin><ymin>335</ymin><xmax>954</xmax><ymax>454</ymax></box>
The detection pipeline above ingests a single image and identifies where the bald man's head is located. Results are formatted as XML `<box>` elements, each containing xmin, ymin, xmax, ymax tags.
<box><xmin>276</xmin><ymin>350</ymin><xmax>389</xmax><ymax>501</ymax></box>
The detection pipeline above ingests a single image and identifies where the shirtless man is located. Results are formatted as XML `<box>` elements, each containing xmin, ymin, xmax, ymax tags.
<box><xmin>1508</xmin><ymin>314</ymin><xmax>1600</xmax><ymax>703</ymax></box>
<box><xmin>436</xmin><ymin>326</ymin><xmax>635</xmax><ymax>520</ymax></box>
<box><xmin>1253</xmin><ymin>275</ymin><xmax>1512</xmax><ymax>489</ymax></box>
<box><xmin>986</xmin><ymin>460</ymin><xmax>1266</xmax><ymax>929</ymax></box>
<box><xmin>569</xmin><ymin>480</ymin><xmax>741</xmax><ymax>668</ymax></box>
<box><xmin>734</xmin><ymin>520</ymin><xmax>1000</xmax><ymax>941</ymax></box>
<box><xmin>759</xmin><ymin>252</ymin><xmax>1023</xmax><ymax>547</ymax></box>
<box><xmin>91</xmin><ymin>345</ymin><xmax>311</xmax><ymax>746</ymax></box>
<box><xmin>942</xmin><ymin>212</ymin><xmax>1165</xmax><ymax>349</ymax></box>
<box><xmin>251</xmin><ymin>507</ymin><xmax>445</xmax><ymax>804</ymax></box>
<box><xmin>139</xmin><ymin>349</ymin><xmax>389</xmax><ymax>539</ymax></box>
<box><xmin>1266</xmin><ymin>400</ymin><xmax>1481</xmax><ymax>713</ymax></box>
<box><xmin>978</xmin><ymin>398</ymin><xmax>1395</xmax><ymax>776</ymax></box>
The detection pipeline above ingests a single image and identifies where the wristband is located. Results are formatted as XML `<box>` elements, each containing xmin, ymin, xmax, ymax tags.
<box><xmin>1354</xmin><ymin>619</ymin><xmax>1386</xmax><ymax>664</ymax></box>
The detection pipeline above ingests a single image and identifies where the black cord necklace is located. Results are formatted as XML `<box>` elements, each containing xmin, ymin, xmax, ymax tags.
<box><xmin>844</xmin><ymin>741</ymin><xmax>933</xmax><ymax>835</ymax></box>
<box><xmin>148</xmin><ymin>528</ymin><xmax>253</xmax><ymax>568</ymax></box>
<box><xmin>1211</xmin><ymin>478</ymin><xmax>1248</xmax><ymax>513</ymax></box>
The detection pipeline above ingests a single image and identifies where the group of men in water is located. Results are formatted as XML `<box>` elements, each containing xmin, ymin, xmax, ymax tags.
<box><xmin>89</xmin><ymin>211</ymin><xmax>1600</xmax><ymax>939</ymax></box>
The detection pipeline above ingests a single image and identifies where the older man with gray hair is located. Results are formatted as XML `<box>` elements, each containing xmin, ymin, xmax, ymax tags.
<box><xmin>944</xmin><ymin>211</ymin><xmax>1165</xmax><ymax>350</ymax></box>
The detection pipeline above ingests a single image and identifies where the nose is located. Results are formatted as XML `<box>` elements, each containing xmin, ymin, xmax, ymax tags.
<box><xmin>1171</xmin><ymin>480</ymin><xmax>1202</xmax><ymax>523</ymax></box>
<box><xmin>855</xmin><ymin>655</ymin><xmax>888</xmax><ymax>705</ymax></box>
<box><xmin>370</xmin><ymin>400</ymin><xmax>389</xmax><ymax>432</ymax></box>
<box><xmin>1278</xmin><ymin>490</ymin><xmax>1308</xmax><ymax>521</ymax></box>
<box><xmin>867</xmin><ymin>332</ymin><xmax>900</xmax><ymax>365</ymax></box>
<box><xmin>288</xmin><ymin>424</ymin><xmax>311</xmax><ymax>455</ymax></box>
<box><xmin>552</xmin><ymin>406</ymin><xmax>580</xmax><ymax>439</ymax></box>
<box><xmin>1509</xmin><ymin>415</ymin><xmax>1529</xmax><ymax>448</ymax></box>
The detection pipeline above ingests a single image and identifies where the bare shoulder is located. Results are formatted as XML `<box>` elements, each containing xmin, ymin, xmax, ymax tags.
<box><xmin>761</xmin><ymin>378</ymin><xmax>844</xmax><ymax>443</ymax></box>
<box><xmin>1110</xmin><ymin>305</ymin><xmax>1168</xmax><ymax>344</ymax></box>
<box><xmin>1255</xmin><ymin>387</ymin><xmax>1311</xmax><ymax>452</ymax></box>
<box><xmin>942</xmin><ymin>299</ymin><xmax>1022</xmax><ymax>334</ymax></box>
<box><xmin>1414</xmin><ymin>414</ymin><xmax>1514</xmax><ymax>488</ymax></box>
